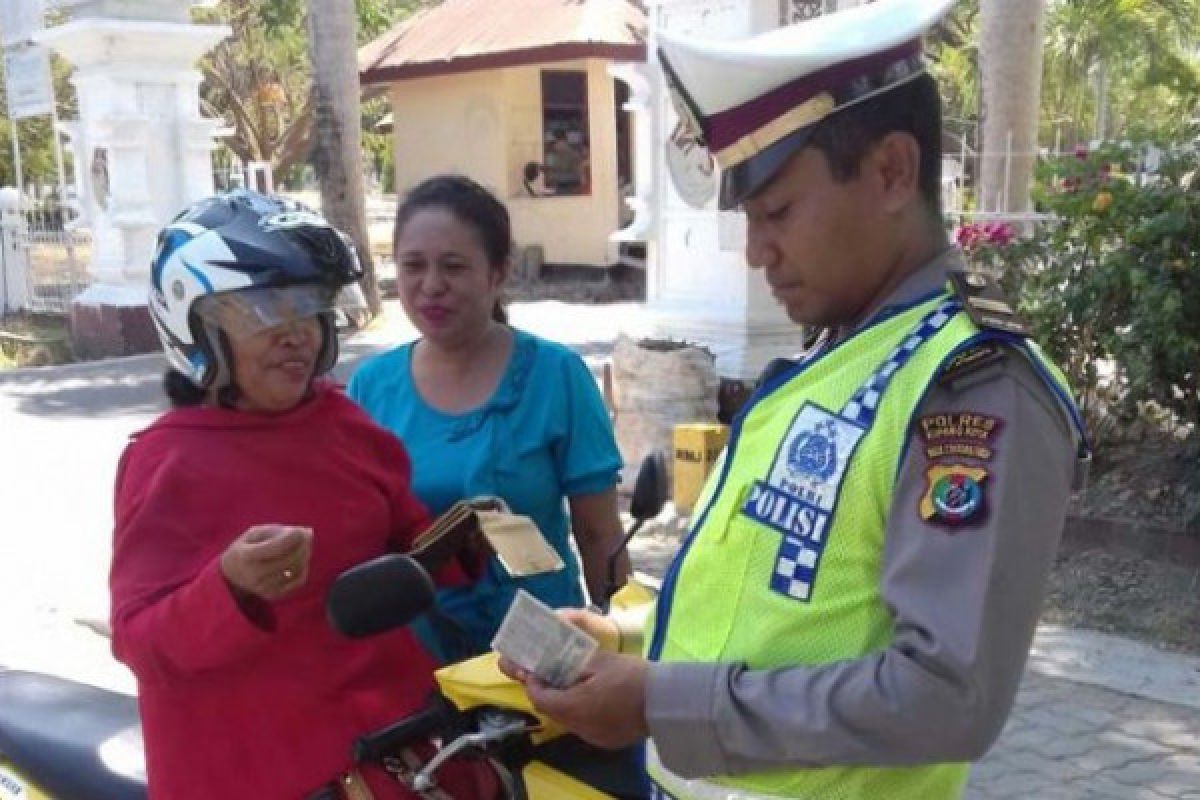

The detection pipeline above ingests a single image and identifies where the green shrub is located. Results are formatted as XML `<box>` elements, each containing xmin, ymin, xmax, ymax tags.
<box><xmin>960</xmin><ymin>140</ymin><xmax>1200</xmax><ymax>445</ymax></box>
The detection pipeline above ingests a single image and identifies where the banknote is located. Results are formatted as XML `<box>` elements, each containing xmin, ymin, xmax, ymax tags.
<box><xmin>491</xmin><ymin>589</ymin><xmax>598</xmax><ymax>688</ymax></box>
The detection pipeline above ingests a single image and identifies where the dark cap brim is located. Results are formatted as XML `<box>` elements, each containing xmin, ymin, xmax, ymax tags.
<box><xmin>718</xmin><ymin>125</ymin><xmax>817</xmax><ymax>210</ymax></box>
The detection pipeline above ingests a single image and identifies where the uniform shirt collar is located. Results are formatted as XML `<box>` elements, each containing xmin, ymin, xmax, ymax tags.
<box><xmin>829</xmin><ymin>246</ymin><xmax>965</xmax><ymax>345</ymax></box>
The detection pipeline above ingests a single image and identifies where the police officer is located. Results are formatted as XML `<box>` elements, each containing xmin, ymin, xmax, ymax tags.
<box><xmin>503</xmin><ymin>1</ymin><xmax>1089</xmax><ymax>798</ymax></box>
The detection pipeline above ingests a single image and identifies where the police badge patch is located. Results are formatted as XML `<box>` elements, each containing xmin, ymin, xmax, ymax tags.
<box><xmin>919</xmin><ymin>464</ymin><xmax>988</xmax><ymax>526</ymax></box>
<box><xmin>741</xmin><ymin>403</ymin><xmax>868</xmax><ymax>602</ymax></box>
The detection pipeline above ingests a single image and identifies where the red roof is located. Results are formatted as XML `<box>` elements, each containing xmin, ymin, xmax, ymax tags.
<box><xmin>359</xmin><ymin>0</ymin><xmax>647</xmax><ymax>85</ymax></box>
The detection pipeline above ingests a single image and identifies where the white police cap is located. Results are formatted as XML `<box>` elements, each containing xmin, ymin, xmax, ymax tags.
<box><xmin>658</xmin><ymin>0</ymin><xmax>957</xmax><ymax>210</ymax></box>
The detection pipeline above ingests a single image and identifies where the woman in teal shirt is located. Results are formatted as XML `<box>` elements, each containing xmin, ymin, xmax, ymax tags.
<box><xmin>348</xmin><ymin>175</ymin><xmax>627</xmax><ymax>662</ymax></box>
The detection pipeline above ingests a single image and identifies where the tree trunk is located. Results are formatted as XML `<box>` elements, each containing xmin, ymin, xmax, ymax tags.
<box><xmin>978</xmin><ymin>0</ymin><xmax>1046</xmax><ymax>213</ymax></box>
<box><xmin>305</xmin><ymin>0</ymin><xmax>382</xmax><ymax>317</ymax></box>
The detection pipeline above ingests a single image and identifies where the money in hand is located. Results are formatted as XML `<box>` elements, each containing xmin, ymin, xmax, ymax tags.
<box><xmin>491</xmin><ymin>590</ymin><xmax>598</xmax><ymax>688</ymax></box>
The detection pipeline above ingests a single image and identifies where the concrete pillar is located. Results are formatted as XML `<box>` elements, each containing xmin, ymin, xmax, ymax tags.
<box><xmin>34</xmin><ymin>1</ymin><xmax>230</xmax><ymax>358</ymax></box>
<box><xmin>0</xmin><ymin>188</ymin><xmax>33</xmax><ymax>314</ymax></box>
<box><xmin>641</xmin><ymin>0</ymin><xmax>866</xmax><ymax>388</ymax></box>
<box><xmin>644</xmin><ymin>0</ymin><xmax>803</xmax><ymax>385</ymax></box>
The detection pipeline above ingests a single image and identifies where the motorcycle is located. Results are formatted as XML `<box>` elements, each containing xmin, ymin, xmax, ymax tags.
<box><xmin>324</xmin><ymin>453</ymin><xmax>669</xmax><ymax>800</ymax></box>
<box><xmin>0</xmin><ymin>453</ymin><xmax>668</xmax><ymax>800</ymax></box>
<box><xmin>0</xmin><ymin>668</ymin><xmax>145</xmax><ymax>800</ymax></box>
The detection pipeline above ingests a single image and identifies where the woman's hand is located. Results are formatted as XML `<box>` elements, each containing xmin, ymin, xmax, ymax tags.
<box><xmin>220</xmin><ymin>525</ymin><xmax>313</xmax><ymax>602</ymax></box>
<box><xmin>567</xmin><ymin>489</ymin><xmax>629</xmax><ymax>605</ymax></box>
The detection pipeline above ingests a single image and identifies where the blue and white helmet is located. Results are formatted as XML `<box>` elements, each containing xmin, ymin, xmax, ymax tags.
<box><xmin>148</xmin><ymin>190</ymin><xmax>364</xmax><ymax>390</ymax></box>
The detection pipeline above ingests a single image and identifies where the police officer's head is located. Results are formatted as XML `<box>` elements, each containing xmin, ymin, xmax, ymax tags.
<box><xmin>658</xmin><ymin>0</ymin><xmax>955</xmax><ymax>328</ymax></box>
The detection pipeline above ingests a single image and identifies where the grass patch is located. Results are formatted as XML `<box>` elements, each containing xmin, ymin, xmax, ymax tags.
<box><xmin>0</xmin><ymin>313</ymin><xmax>73</xmax><ymax>368</ymax></box>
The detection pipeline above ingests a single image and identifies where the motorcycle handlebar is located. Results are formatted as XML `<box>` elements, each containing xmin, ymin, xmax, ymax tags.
<box><xmin>353</xmin><ymin>695</ymin><xmax>454</xmax><ymax>764</ymax></box>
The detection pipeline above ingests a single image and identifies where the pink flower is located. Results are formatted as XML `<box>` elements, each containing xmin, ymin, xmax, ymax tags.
<box><xmin>987</xmin><ymin>223</ymin><xmax>1014</xmax><ymax>247</ymax></box>
<box><xmin>955</xmin><ymin>224</ymin><xmax>982</xmax><ymax>250</ymax></box>
<box><xmin>1075</xmin><ymin>145</ymin><xmax>1089</xmax><ymax>161</ymax></box>
<box><xmin>955</xmin><ymin>222</ymin><xmax>1013</xmax><ymax>252</ymax></box>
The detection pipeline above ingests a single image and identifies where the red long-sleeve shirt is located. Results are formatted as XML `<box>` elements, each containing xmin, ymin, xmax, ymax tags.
<box><xmin>110</xmin><ymin>383</ymin><xmax>492</xmax><ymax>799</ymax></box>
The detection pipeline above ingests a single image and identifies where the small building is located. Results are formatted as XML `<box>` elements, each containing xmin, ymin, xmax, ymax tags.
<box><xmin>359</xmin><ymin>0</ymin><xmax>646</xmax><ymax>267</ymax></box>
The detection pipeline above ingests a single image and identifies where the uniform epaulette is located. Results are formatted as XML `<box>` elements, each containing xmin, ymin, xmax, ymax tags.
<box><xmin>937</xmin><ymin>341</ymin><xmax>1006</xmax><ymax>386</ymax></box>
<box><xmin>948</xmin><ymin>270</ymin><xmax>1030</xmax><ymax>336</ymax></box>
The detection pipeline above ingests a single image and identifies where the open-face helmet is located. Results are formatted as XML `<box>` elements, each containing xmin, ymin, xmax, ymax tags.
<box><xmin>148</xmin><ymin>190</ymin><xmax>365</xmax><ymax>390</ymax></box>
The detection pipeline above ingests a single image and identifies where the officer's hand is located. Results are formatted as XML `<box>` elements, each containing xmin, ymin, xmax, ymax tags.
<box><xmin>220</xmin><ymin>525</ymin><xmax>313</xmax><ymax>602</ymax></box>
<box><xmin>510</xmin><ymin>650</ymin><xmax>650</xmax><ymax>750</ymax></box>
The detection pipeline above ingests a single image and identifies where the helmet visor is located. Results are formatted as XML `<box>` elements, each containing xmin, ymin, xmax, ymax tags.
<box><xmin>332</xmin><ymin>282</ymin><xmax>368</xmax><ymax>330</ymax></box>
<box><xmin>194</xmin><ymin>285</ymin><xmax>340</xmax><ymax>340</ymax></box>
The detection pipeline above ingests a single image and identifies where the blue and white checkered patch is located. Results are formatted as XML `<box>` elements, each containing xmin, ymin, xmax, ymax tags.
<box><xmin>772</xmin><ymin>533</ymin><xmax>821</xmax><ymax>601</ymax></box>
<box><xmin>749</xmin><ymin>403</ymin><xmax>864</xmax><ymax>604</ymax></box>
<box><xmin>842</xmin><ymin>299</ymin><xmax>960</xmax><ymax>428</ymax></box>
<box><xmin>743</xmin><ymin>296</ymin><xmax>963</xmax><ymax>604</ymax></box>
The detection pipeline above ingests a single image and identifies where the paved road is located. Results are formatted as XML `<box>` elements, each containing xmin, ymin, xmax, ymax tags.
<box><xmin>969</xmin><ymin>673</ymin><xmax>1200</xmax><ymax>799</ymax></box>
<box><xmin>3</xmin><ymin>300</ymin><xmax>1198</xmax><ymax>798</ymax></box>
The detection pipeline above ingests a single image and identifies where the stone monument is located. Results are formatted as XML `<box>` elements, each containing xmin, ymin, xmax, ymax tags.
<box><xmin>631</xmin><ymin>0</ymin><xmax>864</xmax><ymax>392</ymax></box>
<box><xmin>36</xmin><ymin>0</ymin><xmax>229</xmax><ymax>358</ymax></box>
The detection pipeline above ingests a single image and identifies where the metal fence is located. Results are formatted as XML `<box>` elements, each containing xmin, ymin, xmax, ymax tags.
<box><xmin>0</xmin><ymin>200</ymin><xmax>91</xmax><ymax>316</ymax></box>
<box><xmin>22</xmin><ymin>222</ymin><xmax>91</xmax><ymax>313</ymax></box>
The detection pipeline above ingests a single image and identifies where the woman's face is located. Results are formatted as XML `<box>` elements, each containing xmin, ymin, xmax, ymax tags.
<box><xmin>395</xmin><ymin>208</ymin><xmax>504</xmax><ymax>346</ymax></box>
<box><xmin>226</xmin><ymin>316</ymin><xmax>321</xmax><ymax>413</ymax></box>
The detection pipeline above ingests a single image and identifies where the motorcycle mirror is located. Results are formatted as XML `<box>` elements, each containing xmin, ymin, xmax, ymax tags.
<box><xmin>327</xmin><ymin>554</ymin><xmax>435</xmax><ymax>638</ymax></box>
<box><xmin>630</xmin><ymin>451</ymin><xmax>669</xmax><ymax>523</ymax></box>
<box><xmin>601</xmin><ymin>452</ymin><xmax>670</xmax><ymax>608</ymax></box>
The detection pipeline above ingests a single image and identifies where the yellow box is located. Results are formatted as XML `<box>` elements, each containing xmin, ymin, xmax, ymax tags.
<box><xmin>673</xmin><ymin>423</ymin><xmax>730</xmax><ymax>514</ymax></box>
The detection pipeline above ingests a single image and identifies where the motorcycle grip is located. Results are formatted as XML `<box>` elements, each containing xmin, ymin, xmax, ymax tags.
<box><xmin>354</xmin><ymin>695</ymin><xmax>454</xmax><ymax>764</ymax></box>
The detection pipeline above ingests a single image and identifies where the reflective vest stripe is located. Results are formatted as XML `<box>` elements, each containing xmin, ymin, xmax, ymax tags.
<box><xmin>647</xmin><ymin>744</ymin><xmax>796</xmax><ymax>800</ymax></box>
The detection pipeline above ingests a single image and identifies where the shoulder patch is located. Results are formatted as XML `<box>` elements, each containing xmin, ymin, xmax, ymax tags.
<box><xmin>938</xmin><ymin>341</ymin><xmax>1006</xmax><ymax>386</ymax></box>
<box><xmin>948</xmin><ymin>270</ymin><xmax>1030</xmax><ymax>336</ymax></box>
<box><xmin>918</xmin><ymin>411</ymin><xmax>1004</xmax><ymax>462</ymax></box>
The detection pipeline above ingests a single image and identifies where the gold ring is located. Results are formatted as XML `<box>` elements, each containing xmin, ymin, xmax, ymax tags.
<box><xmin>283</xmin><ymin>569</ymin><xmax>294</xmax><ymax>580</ymax></box>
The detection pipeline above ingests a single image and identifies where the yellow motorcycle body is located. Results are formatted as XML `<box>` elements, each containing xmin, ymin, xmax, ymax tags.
<box><xmin>431</xmin><ymin>581</ymin><xmax>657</xmax><ymax>799</ymax></box>
<box><xmin>0</xmin><ymin>763</ymin><xmax>53</xmax><ymax>800</ymax></box>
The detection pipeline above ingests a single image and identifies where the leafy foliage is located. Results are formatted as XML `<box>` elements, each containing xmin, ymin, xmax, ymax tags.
<box><xmin>191</xmin><ymin>0</ymin><xmax>426</xmax><ymax>186</ymax></box>
<box><xmin>0</xmin><ymin>51</ymin><xmax>77</xmax><ymax>194</ymax></box>
<box><xmin>965</xmin><ymin>140</ymin><xmax>1200</xmax><ymax>445</ymax></box>
<box><xmin>1042</xmin><ymin>0</ymin><xmax>1200</xmax><ymax>144</ymax></box>
<box><xmin>930</xmin><ymin>0</ymin><xmax>1200</xmax><ymax>154</ymax></box>
<box><xmin>1103</xmin><ymin>147</ymin><xmax>1200</xmax><ymax>432</ymax></box>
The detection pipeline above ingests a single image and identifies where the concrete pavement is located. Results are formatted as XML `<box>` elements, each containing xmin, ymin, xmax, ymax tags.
<box><xmin>630</xmin><ymin>527</ymin><xmax>1200</xmax><ymax>799</ymax></box>
<box><xmin>2</xmin><ymin>299</ymin><xmax>1198</xmax><ymax>798</ymax></box>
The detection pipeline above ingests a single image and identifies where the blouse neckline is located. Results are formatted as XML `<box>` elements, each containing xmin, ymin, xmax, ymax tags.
<box><xmin>405</xmin><ymin>328</ymin><xmax>536</xmax><ymax>441</ymax></box>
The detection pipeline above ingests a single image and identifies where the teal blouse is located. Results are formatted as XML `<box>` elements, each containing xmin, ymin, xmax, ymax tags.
<box><xmin>347</xmin><ymin>328</ymin><xmax>622</xmax><ymax>660</ymax></box>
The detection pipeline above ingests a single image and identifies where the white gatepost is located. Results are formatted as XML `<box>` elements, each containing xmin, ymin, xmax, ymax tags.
<box><xmin>644</xmin><ymin>0</ymin><xmax>805</xmax><ymax>385</ymax></box>
<box><xmin>245</xmin><ymin>160</ymin><xmax>274</xmax><ymax>195</ymax></box>
<box><xmin>0</xmin><ymin>187</ymin><xmax>33</xmax><ymax>314</ymax></box>
<box><xmin>640</xmin><ymin>0</ymin><xmax>867</xmax><ymax>388</ymax></box>
<box><xmin>35</xmin><ymin>0</ymin><xmax>230</xmax><ymax>357</ymax></box>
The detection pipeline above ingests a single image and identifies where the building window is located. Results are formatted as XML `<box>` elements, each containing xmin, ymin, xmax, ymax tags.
<box><xmin>540</xmin><ymin>70</ymin><xmax>590</xmax><ymax>195</ymax></box>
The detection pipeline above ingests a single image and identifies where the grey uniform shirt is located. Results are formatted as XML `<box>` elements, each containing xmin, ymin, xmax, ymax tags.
<box><xmin>646</xmin><ymin>249</ymin><xmax>1082</xmax><ymax>778</ymax></box>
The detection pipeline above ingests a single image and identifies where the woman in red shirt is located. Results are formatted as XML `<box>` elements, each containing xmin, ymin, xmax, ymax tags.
<box><xmin>110</xmin><ymin>191</ymin><xmax>496</xmax><ymax>799</ymax></box>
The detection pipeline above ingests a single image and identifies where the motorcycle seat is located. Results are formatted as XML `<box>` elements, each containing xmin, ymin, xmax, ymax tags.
<box><xmin>0</xmin><ymin>670</ymin><xmax>147</xmax><ymax>800</ymax></box>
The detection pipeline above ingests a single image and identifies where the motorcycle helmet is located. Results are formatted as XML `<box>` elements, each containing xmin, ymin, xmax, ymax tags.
<box><xmin>148</xmin><ymin>189</ymin><xmax>365</xmax><ymax>391</ymax></box>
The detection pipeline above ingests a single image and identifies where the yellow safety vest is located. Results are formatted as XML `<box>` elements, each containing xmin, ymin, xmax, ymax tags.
<box><xmin>646</xmin><ymin>292</ymin><xmax>1076</xmax><ymax>800</ymax></box>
